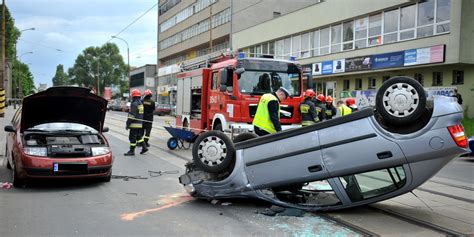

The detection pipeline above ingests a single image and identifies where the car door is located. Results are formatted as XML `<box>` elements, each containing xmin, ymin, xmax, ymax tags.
<box><xmin>6</xmin><ymin>109</ymin><xmax>21</xmax><ymax>165</ymax></box>
<box><xmin>318</xmin><ymin>117</ymin><xmax>407</xmax><ymax>178</ymax></box>
<box><xmin>241</xmin><ymin>130</ymin><xmax>330</xmax><ymax>189</ymax></box>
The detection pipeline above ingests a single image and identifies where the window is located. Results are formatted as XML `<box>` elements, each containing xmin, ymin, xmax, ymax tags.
<box><xmin>436</xmin><ymin>0</ymin><xmax>451</xmax><ymax>33</ymax></box>
<box><xmin>383</xmin><ymin>76</ymin><xmax>391</xmax><ymax>82</ymax></box>
<box><xmin>340</xmin><ymin>166</ymin><xmax>407</xmax><ymax>202</ymax></box>
<box><xmin>414</xmin><ymin>73</ymin><xmax>424</xmax><ymax>85</ymax></box>
<box><xmin>269</xmin><ymin>41</ymin><xmax>275</xmax><ymax>55</ymax></box>
<box><xmin>275</xmin><ymin>39</ymin><xmax>284</xmax><ymax>59</ymax></box>
<box><xmin>343</xmin><ymin>80</ymin><xmax>350</xmax><ymax>91</ymax></box>
<box><xmin>320</xmin><ymin>27</ymin><xmax>330</xmax><ymax>55</ymax></box>
<box><xmin>355</xmin><ymin>78</ymin><xmax>362</xmax><ymax>90</ymax></box>
<box><xmin>400</xmin><ymin>4</ymin><xmax>416</xmax><ymax>40</ymax></box>
<box><xmin>301</xmin><ymin>33</ymin><xmax>310</xmax><ymax>58</ymax></box>
<box><xmin>343</xmin><ymin>21</ymin><xmax>354</xmax><ymax>50</ymax></box>
<box><xmin>452</xmin><ymin>70</ymin><xmax>464</xmax><ymax>85</ymax></box>
<box><xmin>255</xmin><ymin>44</ymin><xmax>262</xmax><ymax>57</ymax></box>
<box><xmin>331</xmin><ymin>24</ymin><xmax>342</xmax><ymax>53</ymax></box>
<box><xmin>211</xmin><ymin>72</ymin><xmax>219</xmax><ymax>90</ymax></box>
<box><xmin>417</xmin><ymin>0</ymin><xmax>435</xmax><ymax>38</ymax></box>
<box><xmin>432</xmin><ymin>72</ymin><xmax>443</xmax><ymax>86</ymax></box>
<box><xmin>262</xmin><ymin>42</ymin><xmax>268</xmax><ymax>55</ymax></box>
<box><xmin>355</xmin><ymin>17</ymin><xmax>368</xmax><ymax>49</ymax></box>
<box><xmin>368</xmin><ymin>14</ymin><xmax>382</xmax><ymax>46</ymax></box>
<box><xmin>312</xmin><ymin>30</ymin><xmax>320</xmax><ymax>56</ymax></box>
<box><xmin>283</xmin><ymin>37</ymin><xmax>291</xmax><ymax>57</ymax></box>
<box><xmin>384</xmin><ymin>9</ymin><xmax>399</xmax><ymax>43</ymax></box>
<box><xmin>368</xmin><ymin>77</ymin><xmax>376</xmax><ymax>89</ymax></box>
<box><xmin>292</xmin><ymin>34</ymin><xmax>301</xmax><ymax>58</ymax></box>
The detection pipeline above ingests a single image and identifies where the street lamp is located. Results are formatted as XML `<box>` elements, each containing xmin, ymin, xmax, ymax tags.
<box><xmin>111</xmin><ymin>36</ymin><xmax>130</xmax><ymax>93</ymax></box>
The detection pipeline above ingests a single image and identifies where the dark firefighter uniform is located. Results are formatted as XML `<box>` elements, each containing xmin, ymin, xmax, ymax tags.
<box><xmin>124</xmin><ymin>96</ymin><xmax>148</xmax><ymax>156</ymax></box>
<box><xmin>299</xmin><ymin>98</ymin><xmax>319</xmax><ymax>126</ymax></box>
<box><xmin>325</xmin><ymin>103</ymin><xmax>337</xmax><ymax>120</ymax></box>
<box><xmin>313</xmin><ymin>100</ymin><xmax>326</xmax><ymax>122</ymax></box>
<box><xmin>142</xmin><ymin>96</ymin><xmax>155</xmax><ymax>147</ymax></box>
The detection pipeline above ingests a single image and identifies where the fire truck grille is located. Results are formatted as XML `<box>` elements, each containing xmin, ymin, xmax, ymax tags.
<box><xmin>249</xmin><ymin>105</ymin><xmax>294</xmax><ymax>119</ymax></box>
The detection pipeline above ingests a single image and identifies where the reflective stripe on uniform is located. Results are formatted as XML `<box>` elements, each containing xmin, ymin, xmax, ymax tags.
<box><xmin>129</xmin><ymin>123</ymin><xmax>142</xmax><ymax>128</ymax></box>
<box><xmin>137</xmin><ymin>138</ymin><xmax>144</xmax><ymax>143</ymax></box>
<box><xmin>252</xmin><ymin>94</ymin><xmax>279</xmax><ymax>134</ymax></box>
<box><xmin>144</xmin><ymin>136</ymin><xmax>149</xmax><ymax>139</ymax></box>
<box><xmin>302</xmin><ymin>121</ymin><xmax>315</xmax><ymax>126</ymax></box>
<box><xmin>130</xmin><ymin>142</ymin><xmax>137</xmax><ymax>147</ymax></box>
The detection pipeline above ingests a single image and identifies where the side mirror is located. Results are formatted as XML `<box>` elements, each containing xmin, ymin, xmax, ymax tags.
<box><xmin>235</xmin><ymin>68</ymin><xmax>245</xmax><ymax>75</ymax></box>
<box><xmin>4</xmin><ymin>125</ymin><xmax>15</xmax><ymax>133</ymax></box>
<box><xmin>102</xmin><ymin>127</ymin><xmax>109</xmax><ymax>133</ymax></box>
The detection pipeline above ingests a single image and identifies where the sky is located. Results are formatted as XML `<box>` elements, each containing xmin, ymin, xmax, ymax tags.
<box><xmin>9</xmin><ymin>0</ymin><xmax>158</xmax><ymax>87</ymax></box>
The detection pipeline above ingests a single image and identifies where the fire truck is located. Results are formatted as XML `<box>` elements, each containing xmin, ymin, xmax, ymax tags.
<box><xmin>175</xmin><ymin>53</ymin><xmax>304</xmax><ymax>134</ymax></box>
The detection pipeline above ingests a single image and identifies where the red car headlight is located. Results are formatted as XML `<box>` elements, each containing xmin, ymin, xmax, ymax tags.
<box><xmin>91</xmin><ymin>147</ymin><xmax>110</xmax><ymax>156</ymax></box>
<box><xmin>24</xmin><ymin>147</ymin><xmax>48</xmax><ymax>157</ymax></box>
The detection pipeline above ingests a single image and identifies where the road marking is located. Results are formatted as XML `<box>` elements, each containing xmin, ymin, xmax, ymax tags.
<box><xmin>120</xmin><ymin>193</ymin><xmax>192</xmax><ymax>221</ymax></box>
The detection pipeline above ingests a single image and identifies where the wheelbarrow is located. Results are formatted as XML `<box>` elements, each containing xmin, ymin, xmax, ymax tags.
<box><xmin>164</xmin><ymin>126</ymin><xmax>200</xmax><ymax>150</ymax></box>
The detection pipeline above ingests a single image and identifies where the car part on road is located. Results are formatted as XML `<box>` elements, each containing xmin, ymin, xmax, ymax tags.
<box><xmin>148</xmin><ymin>170</ymin><xmax>179</xmax><ymax>177</ymax></box>
<box><xmin>192</xmin><ymin>131</ymin><xmax>235</xmax><ymax>173</ymax></box>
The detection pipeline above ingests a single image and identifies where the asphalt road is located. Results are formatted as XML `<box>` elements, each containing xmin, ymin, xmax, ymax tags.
<box><xmin>0</xmin><ymin>109</ymin><xmax>472</xmax><ymax>236</ymax></box>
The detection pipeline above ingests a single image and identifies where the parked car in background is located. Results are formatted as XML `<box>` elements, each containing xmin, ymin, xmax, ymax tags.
<box><xmin>155</xmin><ymin>104</ymin><xmax>172</xmax><ymax>116</ymax></box>
<box><xmin>4</xmin><ymin>87</ymin><xmax>113</xmax><ymax>187</ymax></box>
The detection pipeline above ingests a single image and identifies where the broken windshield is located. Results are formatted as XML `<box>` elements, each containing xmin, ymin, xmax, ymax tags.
<box><xmin>238</xmin><ymin>70</ymin><xmax>300</xmax><ymax>96</ymax></box>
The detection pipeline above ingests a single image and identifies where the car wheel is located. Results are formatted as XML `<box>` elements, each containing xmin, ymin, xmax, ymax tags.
<box><xmin>167</xmin><ymin>137</ymin><xmax>178</xmax><ymax>150</ymax></box>
<box><xmin>12</xmin><ymin>159</ymin><xmax>26</xmax><ymax>188</ymax></box>
<box><xmin>5</xmin><ymin>144</ymin><xmax>12</xmax><ymax>170</ymax></box>
<box><xmin>192</xmin><ymin>131</ymin><xmax>235</xmax><ymax>173</ymax></box>
<box><xmin>102</xmin><ymin>172</ymin><xmax>112</xmax><ymax>182</ymax></box>
<box><xmin>376</xmin><ymin>76</ymin><xmax>427</xmax><ymax>125</ymax></box>
<box><xmin>233</xmin><ymin>132</ymin><xmax>258</xmax><ymax>143</ymax></box>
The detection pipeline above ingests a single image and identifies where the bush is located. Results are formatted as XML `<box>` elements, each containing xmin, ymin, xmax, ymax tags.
<box><xmin>462</xmin><ymin>117</ymin><xmax>474</xmax><ymax>137</ymax></box>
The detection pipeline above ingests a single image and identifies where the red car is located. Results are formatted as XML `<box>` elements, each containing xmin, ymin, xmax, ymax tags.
<box><xmin>4</xmin><ymin>87</ymin><xmax>113</xmax><ymax>187</ymax></box>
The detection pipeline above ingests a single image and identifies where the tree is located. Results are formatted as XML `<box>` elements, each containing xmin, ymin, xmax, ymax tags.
<box><xmin>0</xmin><ymin>4</ymin><xmax>20</xmax><ymax>60</ymax></box>
<box><xmin>12</xmin><ymin>61</ymin><xmax>35</xmax><ymax>97</ymax></box>
<box><xmin>68</xmin><ymin>43</ymin><xmax>127</xmax><ymax>96</ymax></box>
<box><xmin>52</xmin><ymin>64</ymin><xmax>70</xmax><ymax>86</ymax></box>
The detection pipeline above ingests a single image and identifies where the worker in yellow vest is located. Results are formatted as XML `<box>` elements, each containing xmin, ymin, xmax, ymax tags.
<box><xmin>336</xmin><ymin>100</ymin><xmax>352</xmax><ymax>117</ymax></box>
<box><xmin>253</xmin><ymin>87</ymin><xmax>290</xmax><ymax>136</ymax></box>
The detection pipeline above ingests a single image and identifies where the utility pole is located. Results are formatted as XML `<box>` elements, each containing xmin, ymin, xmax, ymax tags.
<box><xmin>0</xmin><ymin>0</ymin><xmax>6</xmax><ymax>117</ymax></box>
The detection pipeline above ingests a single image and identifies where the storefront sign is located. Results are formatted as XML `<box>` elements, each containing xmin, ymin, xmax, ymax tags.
<box><xmin>321</xmin><ymin>61</ymin><xmax>333</xmax><ymax>75</ymax></box>
<box><xmin>312</xmin><ymin>62</ymin><xmax>322</xmax><ymax>75</ymax></box>
<box><xmin>301</xmin><ymin>64</ymin><xmax>312</xmax><ymax>75</ymax></box>
<box><xmin>425</xmin><ymin>87</ymin><xmax>456</xmax><ymax>100</ymax></box>
<box><xmin>372</xmin><ymin>51</ymin><xmax>404</xmax><ymax>69</ymax></box>
<box><xmin>332</xmin><ymin>59</ymin><xmax>345</xmax><ymax>73</ymax></box>
<box><xmin>404</xmin><ymin>45</ymin><xmax>445</xmax><ymax>66</ymax></box>
<box><xmin>345</xmin><ymin>56</ymin><xmax>372</xmax><ymax>72</ymax></box>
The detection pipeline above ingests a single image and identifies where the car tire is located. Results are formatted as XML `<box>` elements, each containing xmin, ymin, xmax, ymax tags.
<box><xmin>233</xmin><ymin>132</ymin><xmax>258</xmax><ymax>143</ymax></box>
<box><xmin>192</xmin><ymin>131</ymin><xmax>235</xmax><ymax>173</ymax></box>
<box><xmin>376</xmin><ymin>76</ymin><xmax>427</xmax><ymax>125</ymax></box>
<box><xmin>167</xmin><ymin>137</ymin><xmax>178</xmax><ymax>150</ymax></box>
<box><xmin>102</xmin><ymin>172</ymin><xmax>112</xmax><ymax>182</ymax></box>
<box><xmin>5</xmin><ymin>145</ymin><xmax>12</xmax><ymax>170</ymax></box>
<box><xmin>12</xmin><ymin>159</ymin><xmax>26</xmax><ymax>188</ymax></box>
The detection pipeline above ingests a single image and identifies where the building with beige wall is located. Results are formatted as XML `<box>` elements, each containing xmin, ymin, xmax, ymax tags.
<box><xmin>157</xmin><ymin>0</ymin><xmax>320</xmax><ymax>104</ymax></box>
<box><xmin>233</xmin><ymin>0</ymin><xmax>474</xmax><ymax>118</ymax></box>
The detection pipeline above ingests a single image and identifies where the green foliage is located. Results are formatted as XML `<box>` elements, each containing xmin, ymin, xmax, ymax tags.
<box><xmin>0</xmin><ymin>4</ymin><xmax>20</xmax><ymax>60</ymax></box>
<box><xmin>52</xmin><ymin>64</ymin><xmax>70</xmax><ymax>86</ymax></box>
<box><xmin>462</xmin><ymin>117</ymin><xmax>473</xmax><ymax>137</ymax></box>
<box><xmin>68</xmin><ymin>43</ymin><xmax>127</xmax><ymax>96</ymax></box>
<box><xmin>12</xmin><ymin>60</ymin><xmax>35</xmax><ymax>97</ymax></box>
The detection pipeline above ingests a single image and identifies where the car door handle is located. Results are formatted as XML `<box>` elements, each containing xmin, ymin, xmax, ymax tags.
<box><xmin>308</xmin><ymin>165</ymin><xmax>322</xmax><ymax>173</ymax></box>
<box><xmin>377</xmin><ymin>151</ymin><xmax>393</xmax><ymax>159</ymax></box>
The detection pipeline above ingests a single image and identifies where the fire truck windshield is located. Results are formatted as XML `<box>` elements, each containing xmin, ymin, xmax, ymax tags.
<box><xmin>238</xmin><ymin>71</ymin><xmax>301</xmax><ymax>96</ymax></box>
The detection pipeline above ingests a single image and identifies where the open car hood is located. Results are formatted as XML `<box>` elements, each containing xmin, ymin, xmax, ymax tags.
<box><xmin>21</xmin><ymin>86</ymin><xmax>107</xmax><ymax>133</ymax></box>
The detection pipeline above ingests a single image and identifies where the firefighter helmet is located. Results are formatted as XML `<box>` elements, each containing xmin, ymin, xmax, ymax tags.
<box><xmin>144</xmin><ymin>89</ymin><xmax>152</xmax><ymax>96</ymax></box>
<box><xmin>316</xmin><ymin>94</ymin><xmax>325</xmax><ymax>103</ymax></box>
<box><xmin>326</xmin><ymin>95</ymin><xmax>333</xmax><ymax>103</ymax></box>
<box><xmin>304</xmin><ymin>89</ymin><xmax>315</xmax><ymax>98</ymax></box>
<box><xmin>346</xmin><ymin>97</ymin><xmax>356</xmax><ymax>106</ymax></box>
<box><xmin>131</xmin><ymin>89</ymin><xmax>141</xmax><ymax>98</ymax></box>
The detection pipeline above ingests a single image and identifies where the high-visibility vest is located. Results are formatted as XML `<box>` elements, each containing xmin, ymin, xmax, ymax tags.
<box><xmin>338</xmin><ymin>104</ymin><xmax>352</xmax><ymax>117</ymax></box>
<box><xmin>253</xmin><ymin>93</ymin><xmax>280</xmax><ymax>134</ymax></box>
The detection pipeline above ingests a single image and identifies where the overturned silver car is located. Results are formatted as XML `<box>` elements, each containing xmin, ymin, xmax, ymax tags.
<box><xmin>179</xmin><ymin>77</ymin><xmax>469</xmax><ymax>211</ymax></box>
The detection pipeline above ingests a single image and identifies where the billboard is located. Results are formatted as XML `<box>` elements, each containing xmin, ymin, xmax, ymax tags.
<box><xmin>425</xmin><ymin>87</ymin><xmax>456</xmax><ymax>100</ymax></box>
<box><xmin>372</xmin><ymin>51</ymin><xmax>404</xmax><ymax>69</ymax></box>
<box><xmin>404</xmin><ymin>45</ymin><xmax>445</xmax><ymax>66</ymax></box>
<box><xmin>332</xmin><ymin>59</ymin><xmax>345</xmax><ymax>73</ymax></box>
<box><xmin>312</xmin><ymin>62</ymin><xmax>322</xmax><ymax>75</ymax></box>
<box><xmin>321</xmin><ymin>61</ymin><xmax>333</xmax><ymax>75</ymax></box>
<box><xmin>345</xmin><ymin>56</ymin><xmax>372</xmax><ymax>72</ymax></box>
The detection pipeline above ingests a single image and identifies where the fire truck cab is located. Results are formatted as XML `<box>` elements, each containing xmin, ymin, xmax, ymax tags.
<box><xmin>175</xmin><ymin>55</ymin><xmax>303</xmax><ymax>134</ymax></box>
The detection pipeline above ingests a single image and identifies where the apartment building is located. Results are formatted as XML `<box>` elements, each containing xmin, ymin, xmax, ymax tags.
<box><xmin>233</xmin><ymin>0</ymin><xmax>474</xmax><ymax>117</ymax></box>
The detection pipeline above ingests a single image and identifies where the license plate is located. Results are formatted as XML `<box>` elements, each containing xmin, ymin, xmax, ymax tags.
<box><xmin>53</xmin><ymin>163</ymin><xmax>59</xmax><ymax>172</ymax></box>
<box><xmin>53</xmin><ymin>162</ymin><xmax>88</xmax><ymax>174</ymax></box>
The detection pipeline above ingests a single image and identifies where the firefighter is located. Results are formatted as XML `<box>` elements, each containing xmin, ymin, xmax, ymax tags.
<box><xmin>124</xmin><ymin>89</ymin><xmax>148</xmax><ymax>156</ymax></box>
<box><xmin>142</xmin><ymin>89</ymin><xmax>155</xmax><ymax>147</ymax></box>
<box><xmin>325</xmin><ymin>95</ymin><xmax>337</xmax><ymax>120</ymax></box>
<box><xmin>312</xmin><ymin>94</ymin><xmax>326</xmax><ymax>122</ymax></box>
<box><xmin>253</xmin><ymin>87</ymin><xmax>290</xmax><ymax>136</ymax></box>
<box><xmin>346</xmin><ymin>97</ymin><xmax>358</xmax><ymax>112</ymax></box>
<box><xmin>299</xmin><ymin>89</ymin><xmax>319</xmax><ymax>126</ymax></box>
<box><xmin>336</xmin><ymin>100</ymin><xmax>352</xmax><ymax>117</ymax></box>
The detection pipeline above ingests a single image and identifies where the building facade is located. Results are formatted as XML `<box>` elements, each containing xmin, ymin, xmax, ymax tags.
<box><xmin>129</xmin><ymin>64</ymin><xmax>157</xmax><ymax>100</ymax></box>
<box><xmin>157</xmin><ymin>0</ymin><xmax>321</xmax><ymax>105</ymax></box>
<box><xmin>233</xmin><ymin>0</ymin><xmax>474</xmax><ymax>118</ymax></box>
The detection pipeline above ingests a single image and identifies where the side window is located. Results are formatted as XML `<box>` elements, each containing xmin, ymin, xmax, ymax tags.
<box><xmin>340</xmin><ymin>166</ymin><xmax>407</xmax><ymax>202</ymax></box>
<box><xmin>211</xmin><ymin>72</ymin><xmax>218</xmax><ymax>90</ymax></box>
